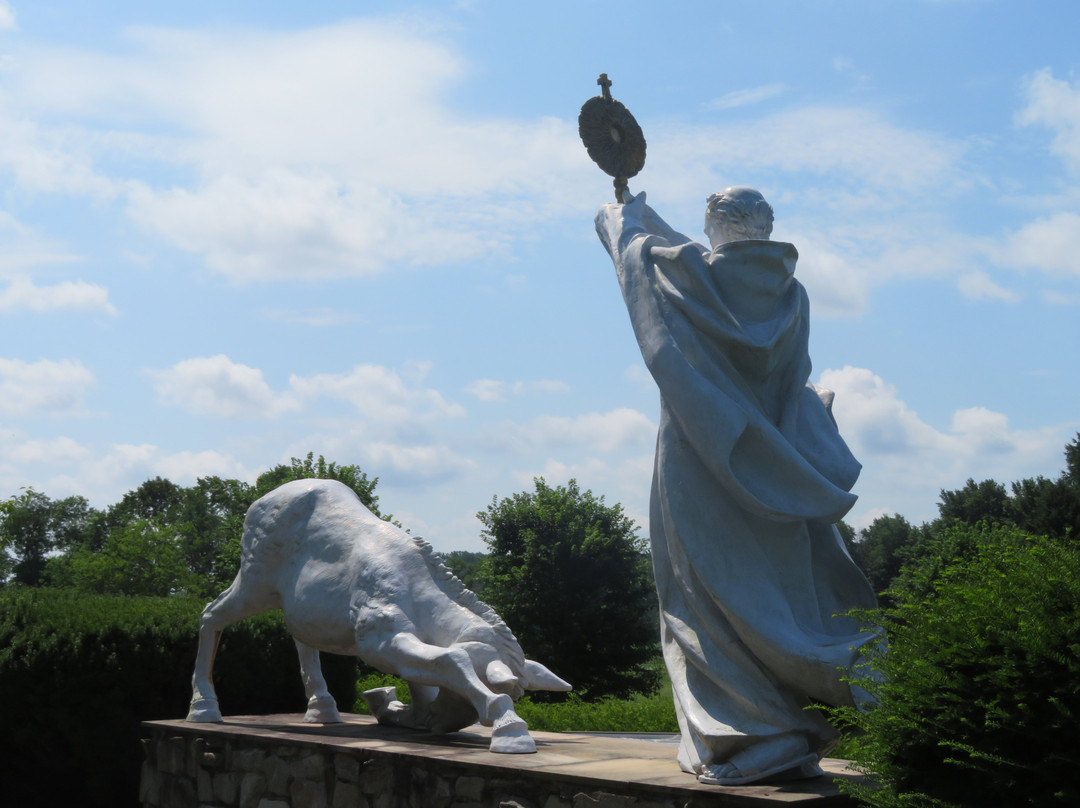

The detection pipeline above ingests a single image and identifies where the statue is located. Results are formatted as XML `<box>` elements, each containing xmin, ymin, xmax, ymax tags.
<box><xmin>187</xmin><ymin>479</ymin><xmax>571</xmax><ymax>754</ymax></box>
<box><xmin>581</xmin><ymin>74</ymin><xmax>878</xmax><ymax>785</ymax></box>
<box><xmin>594</xmin><ymin>183</ymin><xmax>880</xmax><ymax>785</ymax></box>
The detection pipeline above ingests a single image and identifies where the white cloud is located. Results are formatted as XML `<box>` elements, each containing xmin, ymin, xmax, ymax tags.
<box><xmin>365</xmin><ymin>442</ymin><xmax>476</xmax><ymax>483</ymax></box>
<box><xmin>35</xmin><ymin>444</ymin><xmax>257</xmax><ymax>507</ymax></box>
<box><xmin>0</xmin><ymin>213</ymin><xmax>84</xmax><ymax>274</ymax></box>
<box><xmin>290</xmin><ymin>364</ymin><xmax>465</xmax><ymax>423</ymax></box>
<box><xmin>465</xmin><ymin>379</ymin><xmax>507</xmax><ymax>402</ymax></box>
<box><xmin>652</xmin><ymin>106</ymin><xmax>964</xmax><ymax>201</ymax></box>
<box><xmin>151</xmin><ymin>449</ymin><xmax>254</xmax><ymax>484</ymax></box>
<box><xmin>704</xmin><ymin>83</ymin><xmax>786</xmax><ymax>112</ymax></box>
<box><xmin>148</xmin><ymin>355</ymin><xmax>296</xmax><ymax>418</ymax></box>
<box><xmin>997</xmin><ymin>212</ymin><xmax>1080</xmax><ymax>277</ymax></box>
<box><xmin>624</xmin><ymin>364</ymin><xmax>653</xmax><ymax>389</ymax></box>
<box><xmin>150</xmin><ymin>356</ymin><xmax>467</xmax><ymax>428</ymax></box>
<box><xmin>8</xmin><ymin>436</ymin><xmax>90</xmax><ymax>464</ymax></box>
<box><xmin>832</xmin><ymin>57</ymin><xmax>869</xmax><ymax>84</ymax></box>
<box><xmin>0</xmin><ymin>21</ymin><xmax>590</xmax><ymax>281</ymax></box>
<box><xmin>956</xmin><ymin>270</ymin><xmax>1020</xmax><ymax>302</ymax></box>
<box><xmin>485</xmin><ymin>408</ymin><xmax>655</xmax><ymax>454</ymax></box>
<box><xmin>0</xmin><ymin>357</ymin><xmax>95</xmax><ymax>417</ymax></box>
<box><xmin>260</xmin><ymin>307</ymin><xmax>358</xmax><ymax>327</ymax></box>
<box><xmin>465</xmin><ymin>378</ymin><xmax>570</xmax><ymax>402</ymax></box>
<box><xmin>820</xmin><ymin>365</ymin><xmax>1066</xmax><ymax>523</ymax></box>
<box><xmin>1018</xmin><ymin>69</ymin><xmax>1080</xmax><ymax>174</ymax></box>
<box><xmin>0</xmin><ymin>3</ymin><xmax>16</xmax><ymax>32</ymax></box>
<box><xmin>0</xmin><ymin>276</ymin><xmax>117</xmax><ymax>314</ymax></box>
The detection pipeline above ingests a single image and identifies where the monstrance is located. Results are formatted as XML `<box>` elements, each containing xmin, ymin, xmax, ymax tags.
<box><xmin>579</xmin><ymin>73</ymin><xmax>647</xmax><ymax>202</ymax></box>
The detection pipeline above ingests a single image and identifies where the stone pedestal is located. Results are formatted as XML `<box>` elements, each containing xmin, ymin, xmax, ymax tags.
<box><xmin>140</xmin><ymin>714</ymin><xmax>862</xmax><ymax>808</ymax></box>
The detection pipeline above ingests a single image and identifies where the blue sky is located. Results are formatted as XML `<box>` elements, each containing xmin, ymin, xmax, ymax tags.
<box><xmin>2</xmin><ymin>0</ymin><xmax>1078</xmax><ymax>551</ymax></box>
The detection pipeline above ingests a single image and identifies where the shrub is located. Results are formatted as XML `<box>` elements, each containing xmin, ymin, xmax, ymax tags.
<box><xmin>0</xmin><ymin>588</ymin><xmax>355</xmax><ymax>808</ymax></box>
<box><xmin>839</xmin><ymin>528</ymin><xmax>1080</xmax><ymax>807</ymax></box>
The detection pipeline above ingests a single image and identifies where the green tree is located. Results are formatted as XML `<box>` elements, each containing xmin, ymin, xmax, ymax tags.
<box><xmin>1008</xmin><ymin>434</ymin><xmax>1080</xmax><ymax>540</ymax></box>
<box><xmin>1</xmin><ymin>489</ymin><xmax>98</xmax><ymax>587</ymax></box>
<box><xmin>61</xmin><ymin>518</ymin><xmax>196</xmax><ymax>596</ymax></box>
<box><xmin>479</xmin><ymin>478</ymin><xmax>659</xmax><ymax>700</ymax></box>
<box><xmin>937</xmin><ymin>477</ymin><xmax>1011</xmax><ymax>526</ymax></box>
<box><xmin>176</xmin><ymin>476</ymin><xmax>256</xmax><ymax>592</ymax></box>
<box><xmin>255</xmin><ymin>452</ymin><xmax>386</xmax><ymax>518</ymax></box>
<box><xmin>839</xmin><ymin>525</ymin><xmax>1080</xmax><ymax>807</ymax></box>
<box><xmin>852</xmin><ymin>514</ymin><xmax>920</xmax><ymax>598</ymax></box>
<box><xmin>441</xmin><ymin>550</ymin><xmax>491</xmax><ymax>600</ymax></box>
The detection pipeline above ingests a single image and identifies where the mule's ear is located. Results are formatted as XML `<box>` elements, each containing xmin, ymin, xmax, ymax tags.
<box><xmin>485</xmin><ymin>660</ymin><xmax>524</xmax><ymax>698</ymax></box>
<box><xmin>521</xmin><ymin>659</ymin><xmax>572</xmax><ymax>692</ymax></box>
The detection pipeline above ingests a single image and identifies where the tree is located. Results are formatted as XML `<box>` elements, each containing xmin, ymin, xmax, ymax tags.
<box><xmin>176</xmin><ymin>476</ymin><xmax>256</xmax><ymax>592</ymax></box>
<box><xmin>479</xmin><ymin>478</ymin><xmax>659</xmax><ymax>699</ymax></box>
<box><xmin>441</xmin><ymin>550</ymin><xmax>491</xmax><ymax>600</ymax></box>
<box><xmin>1</xmin><ymin>489</ymin><xmax>98</xmax><ymax>587</ymax></box>
<box><xmin>937</xmin><ymin>478</ymin><xmax>1011</xmax><ymax>526</ymax></box>
<box><xmin>255</xmin><ymin>452</ymin><xmax>386</xmax><ymax>518</ymax></box>
<box><xmin>60</xmin><ymin>518</ymin><xmax>195</xmax><ymax>596</ymax></box>
<box><xmin>1008</xmin><ymin>433</ymin><xmax>1080</xmax><ymax>541</ymax></box>
<box><xmin>839</xmin><ymin>526</ymin><xmax>1080</xmax><ymax>807</ymax></box>
<box><xmin>852</xmin><ymin>514</ymin><xmax>920</xmax><ymax>598</ymax></box>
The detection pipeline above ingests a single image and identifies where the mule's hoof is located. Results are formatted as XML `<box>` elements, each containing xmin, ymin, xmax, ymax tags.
<box><xmin>304</xmin><ymin>696</ymin><xmax>342</xmax><ymax>724</ymax></box>
<box><xmin>362</xmin><ymin>686</ymin><xmax>398</xmax><ymax>720</ymax></box>
<box><xmin>186</xmin><ymin>698</ymin><xmax>223</xmax><ymax>723</ymax></box>
<box><xmin>489</xmin><ymin>711</ymin><xmax>536</xmax><ymax>754</ymax></box>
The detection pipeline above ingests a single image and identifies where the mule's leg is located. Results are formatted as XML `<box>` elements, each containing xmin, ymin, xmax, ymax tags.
<box><xmin>359</xmin><ymin>631</ymin><xmax>535</xmax><ymax>753</ymax></box>
<box><xmin>187</xmin><ymin>578</ymin><xmax>265</xmax><ymax>722</ymax></box>
<box><xmin>295</xmin><ymin>640</ymin><xmax>342</xmax><ymax>723</ymax></box>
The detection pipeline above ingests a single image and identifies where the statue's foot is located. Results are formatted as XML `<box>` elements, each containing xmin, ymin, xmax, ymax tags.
<box><xmin>697</xmin><ymin>735</ymin><xmax>820</xmax><ymax>786</ymax></box>
<box><xmin>186</xmin><ymin>697</ymin><xmax>223</xmax><ymax>723</ymax></box>
<box><xmin>304</xmin><ymin>695</ymin><xmax>342</xmax><ymax>724</ymax></box>
<box><xmin>488</xmin><ymin>711</ymin><xmax>535</xmax><ymax>754</ymax></box>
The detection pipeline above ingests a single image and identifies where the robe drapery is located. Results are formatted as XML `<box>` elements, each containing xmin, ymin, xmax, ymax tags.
<box><xmin>597</xmin><ymin>194</ymin><xmax>878</xmax><ymax>777</ymax></box>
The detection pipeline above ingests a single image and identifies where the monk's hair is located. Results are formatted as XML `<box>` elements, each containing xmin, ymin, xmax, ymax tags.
<box><xmin>706</xmin><ymin>187</ymin><xmax>774</xmax><ymax>240</ymax></box>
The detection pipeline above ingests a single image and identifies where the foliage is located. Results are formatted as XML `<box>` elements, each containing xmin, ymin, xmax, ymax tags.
<box><xmin>441</xmin><ymin>549</ymin><xmax>491</xmax><ymax>599</ymax></box>
<box><xmin>837</xmin><ymin>526</ymin><xmax>1080</xmax><ymax>808</ymax></box>
<box><xmin>255</xmin><ymin>452</ymin><xmax>386</xmax><ymax>518</ymax></box>
<box><xmin>353</xmin><ymin>663</ymin><xmax>679</xmax><ymax>733</ymax></box>
<box><xmin>0</xmin><ymin>488</ymin><xmax>94</xmax><ymax>586</ymax></box>
<box><xmin>3</xmin><ymin>452</ymin><xmax>384</xmax><ymax>598</ymax></box>
<box><xmin>514</xmin><ymin>689</ymin><xmax>678</xmax><ymax>733</ymax></box>
<box><xmin>937</xmin><ymin>477</ymin><xmax>1010</xmax><ymax>526</ymax></box>
<box><xmin>850</xmin><ymin>514</ymin><xmax>922</xmax><ymax>600</ymax></box>
<box><xmin>0</xmin><ymin>588</ymin><xmax>355</xmax><ymax>808</ymax></box>
<box><xmin>479</xmin><ymin>478</ymin><xmax>659</xmax><ymax>700</ymax></box>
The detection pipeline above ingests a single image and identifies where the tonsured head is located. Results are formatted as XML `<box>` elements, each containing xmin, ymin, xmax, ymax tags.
<box><xmin>704</xmin><ymin>186</ymin><xmax>774</xmax><ymax>248</ymax></box>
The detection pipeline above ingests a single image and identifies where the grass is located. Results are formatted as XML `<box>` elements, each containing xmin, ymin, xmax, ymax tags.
<box><xmin>352</xmin><ymin>667</ymin><xmax>679</xmax><ymax>733</ymax></box>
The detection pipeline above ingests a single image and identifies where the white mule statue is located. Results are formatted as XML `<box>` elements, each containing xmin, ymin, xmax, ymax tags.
<box><xmin>186</xmin><ymin>479</ymin><xmax>571</xmax><ymax>753</ymax></box>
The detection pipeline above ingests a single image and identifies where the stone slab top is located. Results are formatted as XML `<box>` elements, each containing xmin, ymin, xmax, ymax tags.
<box><xmin>143</xmin><ymin>714</ymin><xmax>865</xmax><ymax>805</ymax></box>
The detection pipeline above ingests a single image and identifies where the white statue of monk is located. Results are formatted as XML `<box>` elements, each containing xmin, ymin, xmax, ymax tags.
<box><xmin>596</xmin><ymin>187</ymin><xmax>879</xmax><ymax>786</ymax></box>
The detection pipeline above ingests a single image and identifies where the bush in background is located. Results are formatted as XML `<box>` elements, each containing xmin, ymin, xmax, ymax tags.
<box><xmin>0</xmin><ymin>588</ymin><xmax>355</xmax><ymax>808</ymax></box>
<box><xmin>838</xmin><ymin>527</ymin><xmax>1080</xmax><ymax>807</ymax></box>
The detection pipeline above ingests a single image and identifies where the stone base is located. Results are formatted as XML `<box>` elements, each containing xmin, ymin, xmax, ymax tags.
<box><xmin>140</xmin><ymin>714</ymin><xmax>862</xmax><ymax>808</ymax></box>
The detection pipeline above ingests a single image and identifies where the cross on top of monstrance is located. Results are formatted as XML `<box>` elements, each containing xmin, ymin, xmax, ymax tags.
<box><xmin>579</xmin><ymin>73</ymin><xmax>646</xmax><ymax>201</ymax></box>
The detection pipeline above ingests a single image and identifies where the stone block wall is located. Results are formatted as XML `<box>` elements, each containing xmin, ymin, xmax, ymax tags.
<box><xmin>139</xmin><ymin>728</ymin><xmax>693</xmax><ymax>808</ymax></box>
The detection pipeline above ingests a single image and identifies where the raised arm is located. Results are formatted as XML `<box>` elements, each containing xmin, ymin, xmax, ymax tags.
<box><xmin>595</xmin><ymin>191</ymin><xmax>698</xmax><ymax>259</ymax></box>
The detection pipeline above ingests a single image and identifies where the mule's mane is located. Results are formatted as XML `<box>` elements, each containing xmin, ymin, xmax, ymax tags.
<box><xmin>411</xmin><ymin>536</ymin><xmax>525</xmax><ymax>671</ymax></box>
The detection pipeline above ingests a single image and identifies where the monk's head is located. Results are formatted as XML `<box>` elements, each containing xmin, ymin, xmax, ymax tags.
<box><xmin>704</xmin><ymin>186</ymin><xmax>773</xmax><ymax>248</ymax></box>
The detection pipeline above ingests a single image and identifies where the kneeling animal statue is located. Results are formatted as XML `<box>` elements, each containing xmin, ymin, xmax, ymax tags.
<box><xmin>187</xmin><ymin>479</ymin><xmax>571</xmax><ymax>753</ymax></box>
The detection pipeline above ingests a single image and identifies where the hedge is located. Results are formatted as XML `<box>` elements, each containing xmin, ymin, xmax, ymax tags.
<box><xmin>0</xmin><ymin>588</ymin><xmax>356</xmax><ymax>808</ymax></box>
<box><xmin>838</xmin><ymin>529</ymin><xmax>1080</xmax><ymax>807</ymax></box>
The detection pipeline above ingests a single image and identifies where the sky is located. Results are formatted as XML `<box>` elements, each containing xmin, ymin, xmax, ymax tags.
<box><xmin>2</xmin><ymin>0</ymin><xmax>1079</xmax><ymax>552</ymax></box>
